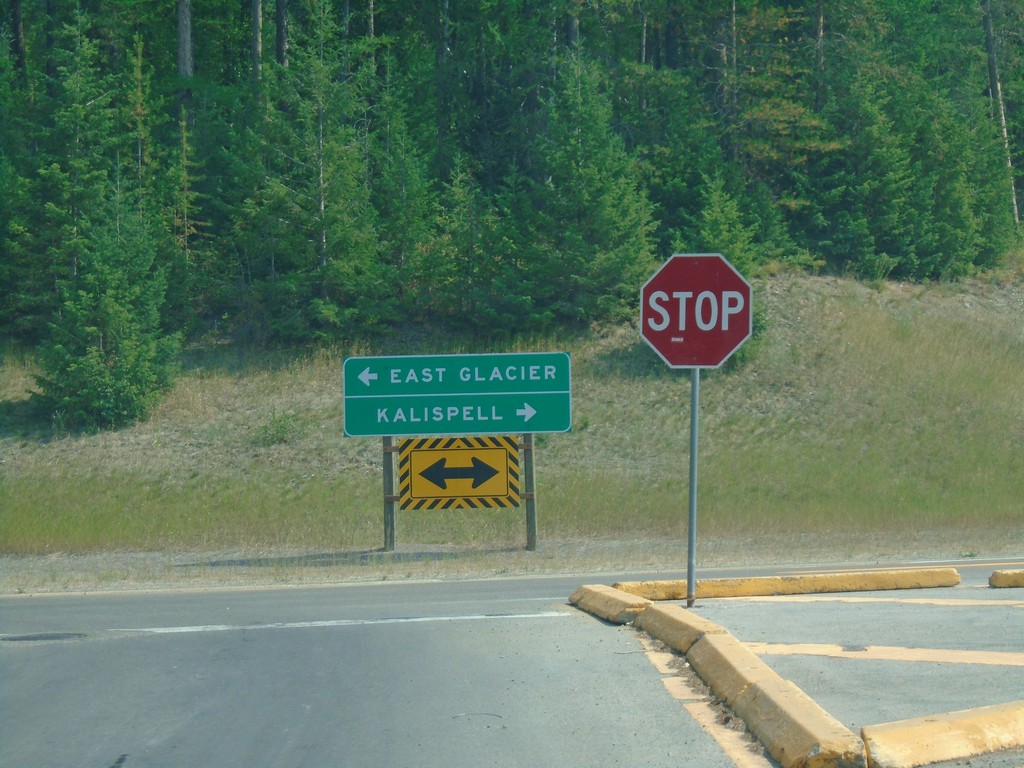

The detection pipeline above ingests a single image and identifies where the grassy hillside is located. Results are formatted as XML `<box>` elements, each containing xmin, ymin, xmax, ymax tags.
<box><xmin>1</xmin><ymin>272</ymin><xmax>1022</xmax><ymax>587</ymax></box>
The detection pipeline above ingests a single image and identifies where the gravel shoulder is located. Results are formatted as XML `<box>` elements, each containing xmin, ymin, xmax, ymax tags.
<box><xmin>3</xmin><ymin>531</ymin><xmax>1019</xmax><ymax>595</ymax></box>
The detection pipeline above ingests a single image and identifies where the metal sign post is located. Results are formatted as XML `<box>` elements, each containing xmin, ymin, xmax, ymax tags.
<box><xmin>523</xmin><ymin>433</ymin><xmax>538</xmax><ymax>551</ymax></box>
<box><xmin>383</xmin><ymin>437</ymin><xmax>397</xmax><ymax>550</ymax></box>
<box><xmin>687</xmin><ymin>370</ymin><xmax>699</xmax><ymax>607</ymax></box>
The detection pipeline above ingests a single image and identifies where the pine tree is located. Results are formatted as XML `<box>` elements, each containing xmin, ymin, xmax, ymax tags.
<box><xmin>5</xmin><ymin>0</ymin><xmax>1023</xmax><ymax>355</ymax></box>
<box><xmin>35</xmin><ymin>208</ymin><xmax>180</xmax><ymax>429</ymax></box>
<box><xmin>416</xmin><ymin>159</ymin><xmax>524</xmax><ymax>331</ymax></box>
<box><xmin>823</xmin><ymin>73</ymin><xmax>915</xmax><ymax>280</ymax></box>
<box><xmin>5</xmin><ymin>9</ymin><xmax>117</xmax><ymax>342</ymax></box>
<box><xmin>231</xmin><ymin>0</ymin><xmax>385</xmax><ymax>341</ymax></box>
<box><xmin>29</xmin><ymin>10</ymin><xmax>181</xmax><ymax>429</ymax></box>
<box><xmin>694</xmin><ymin>174</ymin><xmax>758</xmax><ymax>278</ymax></box>
<box><xmin>611</xmin><ymin>62</ymin><xmax>722</xmax><ymax>259</ymax></box>
<box><xmin>526</xmin><ymin>53</ymin><xmax>656</xmax><ymax>325</ymax></box>
<box><xmin>368</xmin><ymin>59</ymin><xmax>436</xmax><ymax>317</ymax></box>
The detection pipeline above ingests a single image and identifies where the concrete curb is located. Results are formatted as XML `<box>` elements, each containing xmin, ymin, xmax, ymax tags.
<box><xmin>734</xmin><ymin>676</ymin><xmax>866</xmax><ymax>768</ymax></box>
<box><xmin>612</xmin><ymin>579</ymin><xmax>692</xmax><ymax>601</ymax></box>
<box><xmin>686</xmin><ymin>633</ymin><xmax>786</xmax><ymax>706</ymax></box>
<box><xmin>614</xmin><ymin>568</ymin><xmax>961</xmax><ymax>600</ymax></box>
<box><xmin>633</xmin><ymin>603</ymin><xmax>727</xmax><ymax>654</ymax></box>
<box><xmin>990</xmin><ymin>569</ymin><xmax>1024</xmax><ymax>588</ymax></box>
<box><xmin>567</xmin><ymin>584</ymin><xmax>651</xmax><ymax>625</ymax></box>
<box><xmin>571</xmin><ymin>572</ymin><xmax>1015</xmax><ymax>768</ymax></box>
<box><xmin>862</xmin><ymin>700</ymin><xmax>1024</xmax><ymax>768</ymax></box>
<box><xmin>619</xmin><ymin>601</ymin><xmax>866</xmax><ymax>768</ymax></box>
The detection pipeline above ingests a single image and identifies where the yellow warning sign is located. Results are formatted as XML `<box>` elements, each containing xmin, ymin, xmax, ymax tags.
<box><xmin>398</xmin><ymin>436</ymin><xmax>520</xmax><ymax>510</ymax></box>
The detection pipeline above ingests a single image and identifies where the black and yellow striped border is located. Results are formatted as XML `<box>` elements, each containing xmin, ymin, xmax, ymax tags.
<box><xmin>398</xmin><ymin>435</ymin><xmax>521</xmax><ymax>510</ymax></box>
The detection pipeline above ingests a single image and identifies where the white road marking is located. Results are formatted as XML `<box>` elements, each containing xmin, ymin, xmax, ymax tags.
<box><xmin>638</xmin><ymin>635</ymin><xmax>773</xmax><ymax>768</ymax></box>
<box><xmin>109</xmin><ymin>610</ymin><xmax>569</xmax><ymax>635</ymax></box>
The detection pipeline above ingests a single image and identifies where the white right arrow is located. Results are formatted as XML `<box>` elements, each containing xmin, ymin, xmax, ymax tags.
<box><xmin>358</xmin><ymin>367</ymin><xmax>378</xmax><ymax>386</ymax></box>
<box><xmin>516</xmin><ymin>402</ymin><xmax>536</xmax><ymax>422</ymax></box>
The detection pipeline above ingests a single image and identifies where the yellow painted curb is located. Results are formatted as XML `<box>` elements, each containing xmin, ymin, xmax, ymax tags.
<box><xmin>990</xmin><ymin>569</ymin><xmax>1024</xmax><ymax>588</ymax></box>
<box><xmin>862</xmin><ymin>700</ymin><xmax>1024</xmax><ymax>768</ymax></box>
<box><xmin>705</xmin><ymin>568</ymin><xmax>961</xmax><ymax>597</ymax></box>
<box><xmin>734</xmin><ymin>676</ymin><xmax>866</xmax><ymax>768</ymax></box>
<box><xmin>686</xmin><ymin>632</ymin><xmax>786</xmax><ymax>706</ymax></box>
<box><xmin>585</xmin><ymin>582</ymin><xmax>867</xmax><ymax>766</ymax></box>
<box><xmin>568</xmin><ymin>584</ymin><xmax>651</xmax><ymax>625</ymax></box>
<box><xmin>617</xmin><ymin>569</ymin><xmax>960</xmax><ymax>600</ymax></box>
<box><xmin>613</xmin><ymin>579</ymin><xmax>689</xmax><ymax>601</ymax></box>
<box><xmin>633</xmin><ymin>603</ymin><xmax>728</xmax><ymax>654</ymax></box>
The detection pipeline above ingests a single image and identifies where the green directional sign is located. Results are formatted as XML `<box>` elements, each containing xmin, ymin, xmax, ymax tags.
<box><xmin>343</xmin><ymin>352</ymin><xmax>572</xmax><ymax>437</ymax></box>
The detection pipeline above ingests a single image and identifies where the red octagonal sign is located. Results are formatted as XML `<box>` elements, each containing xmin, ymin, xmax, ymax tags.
<box><xmin>640</xmin><ymin>253</ymin><xmax>752</xmax><ymax>369</ymax></box>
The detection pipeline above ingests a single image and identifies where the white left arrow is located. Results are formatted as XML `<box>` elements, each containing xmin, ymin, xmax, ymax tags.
<box><xmin>358</xmin><ymin>367</ymin><xmax>378</xmax><ymax>386</ymax></box>
<box><xmin>516</xmin><ymin>402</ymin><xmax>537</xmax><ymax>422</ymax></box>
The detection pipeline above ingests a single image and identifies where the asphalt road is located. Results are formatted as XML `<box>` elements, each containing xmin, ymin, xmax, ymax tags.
<box><xmin>2</xmin><ymin>558</ymin><xmax>1022</xmax><ymax>768</ymax></box>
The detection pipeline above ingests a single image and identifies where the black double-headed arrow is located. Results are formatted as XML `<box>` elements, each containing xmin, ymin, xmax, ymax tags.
<box><xmin>419</xmin><ymin>457</ymin><xmax>499</xmax><ymax>490</ymax></box>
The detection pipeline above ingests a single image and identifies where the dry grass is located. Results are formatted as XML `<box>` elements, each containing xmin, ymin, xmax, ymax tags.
<box><xmin>2</xmin><ymin>274</ymin><xmax>1022</xmax><ymax>590</ymax></box>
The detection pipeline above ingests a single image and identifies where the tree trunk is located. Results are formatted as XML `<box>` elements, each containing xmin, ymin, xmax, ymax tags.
<box><xmin>177</xmin><ymin>0</ymin><xmax>194</xmax><ymax>78</ymax></box>
<box><xmin>11</xmin><ymin>0</ymin><xmax>26</xmax><ymax>84</ymax></box>
<box><xmin>730</xmin><ymin>0</ymin><xmax>737</xmax><ymax>113</ymax></box>
<box><xmin>567</xmin><ymin>2</ymin><xmax>580</xmax><ymax>48</ymax></box>
<box><xmin>720</xmin><ymin>0</ymin><xmax>739</xmax><ymax>163</ymax></box>
<box><xmin>276</xmin><ymin>0</ymin><xmax>288</xmax><ymax>66</ymax></box>
<box><xmin>367</xmin><ymin>0</ymin><xmax>376</xmax><ymax>69</ymax></box>
<box><xmin>177</xmin><ymin>0</ymin><xmax>194</xmax><ymax>119</ymax></box>
<box><xmin>815</xmin><ymin>0</ymin><xmax>825</xmax><ymax>111</ymax></box>
<box><xmin>176</xmin><ymin>117</ymin><xmax>193</xmax><ymax>265</ymax></box>
<box><xmin>131</xmin><ymin>36</ymin><xmax>148</xmax><ymax>208</ymax></box>
<box><xmin>176</xmin><ymin>0</ymin><xmax>195</xmax><ymax>260</ymax></box>
<box><xmin>252</xmin><ymin>0</ymin><xmax>263</xmax><ymax>83</ymax></box>
<box><xmin>316</xmin><ymin>9</ymin><xmax>327</xmax><ymax>272</ymax></box>
<box><xmin>640</xmin><ymin>10</ymin><xmax>647</xmax><ymax>64</ymax></box>
<box><xmin>436</xmin><ymin>0</ymin><xmax>452</xmax><ymax>174</ymax></box>
<box><xmin>438</xmin><ymin>0</ymin><xmax>449</xmax><ymax>67</ymax></box>
<box><xmin>44</xmin><ymin>0</ymin><xmax>58</xmax><ymax>94</ymax></box>
<box><xmin>315</xmin><ymin>63</ymin><xmax>327</xmax><ymax>281</ymax></box>
<box><xmin>983</xmin><ymin>0</ymin><xmax>1020</xmax><ymax>223</ymax></box>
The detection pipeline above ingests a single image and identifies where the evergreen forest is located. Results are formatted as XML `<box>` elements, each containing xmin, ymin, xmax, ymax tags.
<box><xmin>1</xmin><ymin>1</ymin><xmax>1022</xmax><ymax>429</ymax></box>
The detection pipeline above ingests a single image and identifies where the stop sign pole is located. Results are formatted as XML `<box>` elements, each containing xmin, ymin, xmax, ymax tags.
<box><xmin>640</xmin><ymin>254</ymin><xmax>752</xmax><ymax>605</ymax></box>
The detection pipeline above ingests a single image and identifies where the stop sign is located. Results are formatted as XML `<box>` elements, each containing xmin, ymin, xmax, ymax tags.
<box><xmin>640</xmin><ymin>253</ymin><xmax>752</xmax><ymax>368</ymax></box>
